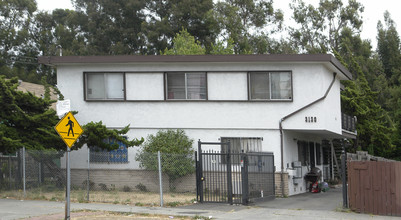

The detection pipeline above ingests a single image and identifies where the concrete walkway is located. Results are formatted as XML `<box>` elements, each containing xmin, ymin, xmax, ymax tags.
<box><xmin>0</xmin><ymin>188</ymin><xmax>398</xmax><ymax>219</ymax></box>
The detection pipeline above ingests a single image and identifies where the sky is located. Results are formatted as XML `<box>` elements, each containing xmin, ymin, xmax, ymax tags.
<box><xmin>36</xmin><ymin>0</ymin><xmax>401</xmax><ymax>50</ymax></box>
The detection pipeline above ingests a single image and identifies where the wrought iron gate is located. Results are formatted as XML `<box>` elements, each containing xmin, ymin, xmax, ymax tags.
<box><xmin>196</xmin><ymin>140</ymin><xmax>275</xmax><ymax>205</ymax></box>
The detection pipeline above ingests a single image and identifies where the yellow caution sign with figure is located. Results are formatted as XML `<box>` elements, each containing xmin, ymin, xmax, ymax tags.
<box><xmin>55</xmin><ymin>111</ymin><xmax>83</xmax><ymax>148</ymax></box>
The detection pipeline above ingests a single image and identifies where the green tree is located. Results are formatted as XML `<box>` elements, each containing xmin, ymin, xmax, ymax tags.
<box><xmin>0</xmin><ymin>76</ymin><xmax>143</xmax><ymax>154</ymax></box>
<box><xmin>73</xmin><ymin>0</ymin><xmax>146</xmax><ymax>55</ymax></box>
<box><xmin>141</xmin><ymin>0</ymin><xmax>215</xmax><ymax>54</ymax></box>
<box><xmin>335</xmin><ymin>50</ymin><xmax>393</xmax><ymax>157</ymax></box>
<box><xmin>74</xmin><ymin>121</ymin><xmax>144</xmax><ymax>151</ymax></box>
<box><xmin>135</xmin><ymin>129</ymin><xmax>195</xmax><ymax>190</ymax></box>
<box><xmin>377</xmin><ymin>11</ymin><xmax>401</xmax><ymax>84</ymax></box>
<box><xmin>210</xmin><ymin>38</ymin><xmax>235</xmax><ymax>55</ymax></box>
<box><xmin>0</xmin><ymin>76</ymin><xmax>64</xmax><ymax>154</ymax></box>
<box><xmin>210</xmin><ymin>0</ymin><xmax>283</xmax><ymax>54</ymax></box>
<box><xmin>376</xmin><ymin>11</ymin><xmax>401</xmax><ymax>159</ymax></box>
<box><xmin>0</xmin><ymin>0</ymin><xmax>37</xmax><ymax>60</ymax></box>
<box><xmin>162</xmin><ymin>28</ymin><xmax>206</xmax><ymax>55</ymax></box>
<box><xmin>0</xmin><ymin>0</ymin><xmax>43</xmax><ymax>84</ymax></box>
<box><xmin>289</xmin><ymin>0</ymin><xmax>364</xmax><ymax>53</ymax></box>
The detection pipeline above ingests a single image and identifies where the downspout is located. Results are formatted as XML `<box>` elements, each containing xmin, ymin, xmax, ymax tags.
<box><xmin>279</xmin><ymin>72</ymin><xmax>337</xmax><ymax>197</ymax></box>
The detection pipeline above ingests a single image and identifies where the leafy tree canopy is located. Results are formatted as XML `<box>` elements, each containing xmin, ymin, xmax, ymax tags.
<box><xmin>162</xmin><ymin>28</ymin><xmax>206</xmax><ymax>55</ymax></box>
<box><xmin>74</xmin><ymin>121</ymin><xmax>144</xmax><ymax>151</ymax></box>
<box><xmin>335</xmin><ymin>49</ymin><xmax>394</xmax><ymax>157</ymax></box>
<box><xmin>210</xmin><ymin>0</ymin><xmax>283</xmax><ymax>54</ymax></box>
<box><xmin>289</xmin><ymin>0</ymin><xmax>364</xmax><ymax>53</ymax></box>
<box><xmin>0</xmin><ymin>76</ymin><xmax>143</xmax><ymax>153</ymax></box>
<box><xmin>0</xmin><ymin>76</ymin><xmax>64</xmax><ymax>154</ymax></box>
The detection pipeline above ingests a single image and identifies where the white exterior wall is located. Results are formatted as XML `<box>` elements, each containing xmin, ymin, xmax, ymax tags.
<box><xmin>57</xmin><ymin>61</ymin><xmax>347</xmax><ymax>195</ymax></box>
<box><xmin>57</xmin><ymin>63</ymin><xmax>342</xmax><ymax>131</ymax></box>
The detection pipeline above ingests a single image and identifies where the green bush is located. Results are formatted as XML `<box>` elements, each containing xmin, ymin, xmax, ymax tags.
<box><xmin>136</xmin><ymin>129</ymin><xmax>195</xmax><ymax>190</ymax></box>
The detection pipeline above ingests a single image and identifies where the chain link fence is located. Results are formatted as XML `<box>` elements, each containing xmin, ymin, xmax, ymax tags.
<box><xmin>0</xmin><ymin>148</ymin><xmax>196</xmax><ymax>207</ymax></box>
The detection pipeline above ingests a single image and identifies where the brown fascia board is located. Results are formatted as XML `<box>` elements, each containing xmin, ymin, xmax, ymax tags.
<box><xmin>38</xmin><ymin>54</ymin><xmax>352</xmax><ymax>80</ymax></box>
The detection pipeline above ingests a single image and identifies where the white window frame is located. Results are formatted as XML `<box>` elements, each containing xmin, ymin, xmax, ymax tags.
<box><xmin>84</xmin><ymin>72</ymin><xmax>125</xmax><ymax>101</ymax></box>
<box><xmin>249</xmin><ymin>71</ymin><xmax>292</xmax><ymax>101</ymax></box>
<box><xmin>165</xmin><ymin>72</ymin><xmax>207</xmax><ymax>100</ymax></box>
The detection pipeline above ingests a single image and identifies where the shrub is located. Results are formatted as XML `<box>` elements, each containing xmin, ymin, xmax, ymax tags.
<box><xmin>98</xmin><ymin>183</ymin><xmax>109</xmax><ymax>191</ymax></box>
<box><xmin>123</xmin><ymin>185</ymin><xmax>132</xmax><ymax>192</ymax></box>
<box><xmin>136</xmin><ymin>129</ymin><xmax>195</xmax><ymax>190</ymax></box>
<box><xmin>82</xmin><ymin>180</ymin><xmax>95</xmax><ymax>190</ymax></box>
<box><xmin>135</xmin><ymin>183</ymin><xmax>148</xmax><ymax>192</ymax></box>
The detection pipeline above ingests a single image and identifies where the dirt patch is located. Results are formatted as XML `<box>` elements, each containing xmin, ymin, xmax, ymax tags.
<box><xmin>25</xmin><ymin>210</ymin><xmax>106</xmax><ymax>220</ymax></box>
<box><xmin>2</xmin><ymin>190</ymin><xmax>196</xmax><ymax>207</ymax></box>
<box><xmin>25</xmin><ymin>211</ymin><xmax>193</xmax><ymax>220</ymax></box>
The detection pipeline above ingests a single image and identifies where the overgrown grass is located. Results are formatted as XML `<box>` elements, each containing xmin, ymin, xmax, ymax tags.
<box><xmin>71</xmin><ymin>210</ymin><xmax>197</xmax><ymax>220</ymax></box>
<box><xmin>0</xmin><ymin>186</ymin><xmax>196</xmax><ymax>207</ymax></box>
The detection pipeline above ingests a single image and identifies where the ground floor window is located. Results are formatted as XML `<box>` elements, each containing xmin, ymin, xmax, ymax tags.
<box><xmin>89</xmin><ymin>138</ymin><xmax>128</xmax><ymax>163</ymax></box>
<box><xmin>220</xmin><ymin>137</ymin><xmax>262</xmax><ymax>164</ymax></box>
<box><xmin>298</xmin><ymin>141</ymin><xmax>309</xmax><ymax>166</ymax></box>
<box><xmin>316</xmin><ymin>143</ymin><xmax>322</xmax><ymax>165</ymax></box>
<box><xmin>298</xmin><ymin>141</ymin><xmax>322</xmax><ymax>167</ymax></box>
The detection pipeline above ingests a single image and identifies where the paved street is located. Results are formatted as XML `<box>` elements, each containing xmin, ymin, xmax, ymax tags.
<box><xmin>0</xmin><ymin>187</ymin><xmax>399</xmax><ymax>219</ymax></box>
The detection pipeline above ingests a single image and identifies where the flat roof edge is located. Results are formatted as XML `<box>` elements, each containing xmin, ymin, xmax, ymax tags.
<box><xmin>38</xmin><ymin>54</ymin><xmax>352</xmax><ymax>80</ymax></box>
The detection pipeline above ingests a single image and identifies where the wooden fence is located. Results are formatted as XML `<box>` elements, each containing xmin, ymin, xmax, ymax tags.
<box><xmin>348</xmin><ymin>161</ymin><xmax>401</xmax><ymax>216</ymax></box>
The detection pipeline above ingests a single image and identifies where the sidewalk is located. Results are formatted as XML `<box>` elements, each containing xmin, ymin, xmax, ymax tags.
<box><xmin>0</xmin><ymin>188</ymin><xmax>399</xmax><ymax>220</ymax></box>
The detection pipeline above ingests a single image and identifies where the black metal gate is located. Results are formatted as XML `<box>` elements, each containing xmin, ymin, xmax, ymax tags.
<box><xmin>196</xmin><ymin>140</ymin><xmax>275</xmax><ymax>205</ymax></box>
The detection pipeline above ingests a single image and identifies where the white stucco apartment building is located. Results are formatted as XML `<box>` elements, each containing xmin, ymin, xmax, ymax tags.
<box><xmin>39</xmin><ymin>54</ymin><xmax>356</xmax><ymax>196</ymax></box>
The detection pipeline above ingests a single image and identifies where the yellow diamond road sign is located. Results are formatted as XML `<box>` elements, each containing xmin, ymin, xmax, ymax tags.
<box><xmin>55</xmin><ymin>112</ymin><xmax>83</xmax><ymax>148</ymax></box>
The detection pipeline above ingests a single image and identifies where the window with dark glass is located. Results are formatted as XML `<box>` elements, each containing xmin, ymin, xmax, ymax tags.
<box><xmin>166</xmin><ymin>72</ymin><xmax>206</xmax><ymax>100</ymax></box>
<box><xmin>316</xmin><ymin>143</ymin><xmax>322</xmax><ymax>165</ymax></box>
<box><xmin>221</xmin><ymin>137</ymin><xmax>262</xmax><ymax>164</ymax></box>
<box><xmin>89</xmin><ymin>138</ymin><xmax>128</xmax><ymax>163</ymax></box>
<box><xmin>298</xmin><ymin>141</ymin><xmax>309</xmax><ymax>166</ymax></box>
<box><xmin>85</xmin><ymin>73</ymin><xmax>125</xmax><ymax>100</ymax></box>
<box><xmin>249</xmin><ymin>72</ymin><xmax>292</xmax><ymax>100</ymax></box>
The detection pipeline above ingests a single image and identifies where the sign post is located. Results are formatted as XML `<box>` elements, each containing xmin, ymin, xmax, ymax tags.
<box><xmin>54</xmin><ymin>112</ymin><xmax>83</xmax><ymax>220</ymax></box>
<box><xmin>65</xmin><ymin>147</ymin><xmax>70</xmax><ymax>219</ymax></box>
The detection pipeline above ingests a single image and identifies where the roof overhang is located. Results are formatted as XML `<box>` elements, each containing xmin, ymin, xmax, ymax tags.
<box><xmin>285</xmin><ymin>128</ymin><xmax>356</xmax><ymax>140</ymax></box>
<box><xmin>38</xmin><ymin>54</ymin><xmax>352</xmax><ymax>80</ymax></box>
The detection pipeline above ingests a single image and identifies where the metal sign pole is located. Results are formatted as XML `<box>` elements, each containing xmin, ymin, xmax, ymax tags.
<box><xmin>87</xmin><ymin>146</ymin><xmax>90</xmax><ymax>202</ymax></box>
<box><xmin>65</xmin><ymin>146</ymin><xmax>71</xmax><ymax>220</ymax></box>
<box><xmin>23</xmin><ymin>147</ymin><xmax>26</xmax><ymax>198</ymax></box>
<box><xmin>54</xmin><ymin>111</ymin><xmax>83</xmax><ymax>220</ymax></box>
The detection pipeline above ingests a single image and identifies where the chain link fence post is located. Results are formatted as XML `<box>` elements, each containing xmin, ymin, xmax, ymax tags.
<box><xmin>158</xmin><ymin>151</ymin><xmax>163</xmax><ymax>207</ymax></box>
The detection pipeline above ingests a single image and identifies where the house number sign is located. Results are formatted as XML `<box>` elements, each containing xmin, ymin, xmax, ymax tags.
<box><xmin>305</xmin><ymin>116</ymin><xmax>317</xmax><ymax>123</ymax></box>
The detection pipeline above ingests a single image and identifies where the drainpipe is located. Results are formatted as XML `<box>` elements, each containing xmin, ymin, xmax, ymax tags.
<box><xmin>279</xmin><ymin>72</ymin><xmax>337</xmax><ymax>197</ymax></box>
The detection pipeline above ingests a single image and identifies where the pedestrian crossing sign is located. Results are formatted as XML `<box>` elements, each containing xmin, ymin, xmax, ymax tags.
<box><xmin>54</xmin><ymin>111</ymin><xmax>83</xmax><ymax>148</ymax></box>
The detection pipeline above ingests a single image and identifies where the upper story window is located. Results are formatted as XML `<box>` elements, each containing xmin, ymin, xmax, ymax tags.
<box><xmin>85</xmin><ymin>72</ymin><xmax>125</xmax><ymax>100</ymax></box>
<box><xmin>249</xmin><ymin>71</ymin><xmax>292</xmax><ymax>100</ymax></box>
<box><xmin>166</xmin><ymin>72</ymin><xmax>207</xmax><ymax>100</ymax></box>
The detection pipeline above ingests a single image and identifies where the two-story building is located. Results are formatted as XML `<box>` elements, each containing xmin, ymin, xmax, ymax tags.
<box><xmin>39</xmin><ymin>54</ymin><xmax>356</xmax><ymax>196</ymax></box>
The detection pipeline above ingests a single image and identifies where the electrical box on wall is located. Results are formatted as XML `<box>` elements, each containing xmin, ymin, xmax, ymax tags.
<box><xmin>292</xmin><ymin>161</ymin><xmax>301</xmax><ymax>167</ymax></box>
<box><xmin>293</xmin><ymin>177</ymin><xmax>303</xmax><ymax>185</ymax></box>
<box><xmin>292</xmin><ymin>161</ymin><xmax>302</xmax><ymax>179</ymax></box>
